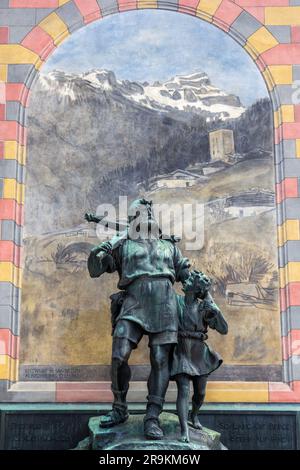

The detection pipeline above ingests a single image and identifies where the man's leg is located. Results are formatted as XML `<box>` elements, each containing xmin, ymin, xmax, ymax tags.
<box><xmin>144</xmin><ymin>343</ymin><xmax>173</xmax><ymax>439</ymax></box>
<box><xmin>100</xmin><ymin>337</ymin><xmax>134</xmax><ymax>428</ymax></box>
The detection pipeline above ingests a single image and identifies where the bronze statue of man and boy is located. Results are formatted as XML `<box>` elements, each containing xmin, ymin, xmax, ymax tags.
<box><xmin>85</xmin><ymin>198</ymin><xmax>228</xmax><ymax>443</ymax></box>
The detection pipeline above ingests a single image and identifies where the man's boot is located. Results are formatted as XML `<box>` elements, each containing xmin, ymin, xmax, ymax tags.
<box><xmin>100</xmin><ymin>389</ymin><xmax>129</xmax><ymax>428</ymax></box>
<box><xmin>144</xmin><ymin>395</ymin><xmax>164</xmax><ymax>440</ymax></box>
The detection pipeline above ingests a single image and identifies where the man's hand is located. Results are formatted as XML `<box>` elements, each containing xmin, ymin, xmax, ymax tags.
<box><xmin>85</xmin><ymin>212</ymin><xmax>97</xmax><ymax>223</ymax></box>
<box><xmin>91</xmin><ymin>241</ymin><xmax>112</xmax><ymax>257</ymax></box>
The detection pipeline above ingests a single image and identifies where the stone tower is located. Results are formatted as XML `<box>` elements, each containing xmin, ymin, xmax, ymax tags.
<box><xmin>209</xmin><ymin>129</ymin><xmax>235</xmax><ymax>161</ymax></box>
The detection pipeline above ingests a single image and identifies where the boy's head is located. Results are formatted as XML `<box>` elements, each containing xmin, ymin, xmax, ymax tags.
<box><xmin>183</xmin><ymin>270</ymin><xmax>211</xmax><ymax>298</ymax></box>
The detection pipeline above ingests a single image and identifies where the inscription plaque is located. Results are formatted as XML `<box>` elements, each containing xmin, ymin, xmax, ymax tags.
<box><xmin>200</xmin><ymin>413</ymin><xmax>297</xmax><ymax>450</ymax></box>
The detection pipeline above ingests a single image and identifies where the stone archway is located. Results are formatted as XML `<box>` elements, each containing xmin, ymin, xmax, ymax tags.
<box><xmin>0</xmin><ymin>0</ymin><xmax>299</xmax><ymax>402</ymax></box>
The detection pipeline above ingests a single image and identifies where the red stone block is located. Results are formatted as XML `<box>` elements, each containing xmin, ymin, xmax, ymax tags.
<box><xmin>262</xmin><ymin>44</ymin><xmax>300</xmax><ymax>66</ymax></box>
<box><xmin>292</xmin><ymin>26</ymin><xmax>300</xmax><ymax>44</ymax></box>
<box><xmin>234</xmin><ymin>0</ymin><xmax>289</xmax><ymax>6</ymax></box>
<box><xmin>84</xmin><ymin>10</ymin><xmax>101</xmax><ymax>24</ymax></box>
<box><xmin>0</xmin><ymin>329</ymin><xmax>19</xmax><ymax>359</ymax></box>
<box><xmin>277</xmin><ymin>178</ymin><xmax>299</xmax><ymax>203</ymax></box>
<box><xmin>269</xmin><ymin>381</ymin><xmax>300</xmax><ymax>403</ymax></box>
<box><xmin>22</xmin><ymin>27</ymin><xmax>55</xmax><ymax>61</ymax></box>
<box><xmin>280</xmin><ymin>286</ymin><xmax>287</xmax><ymax>312</ymax></box>
<box><xmin>0</xmin><ymin>27</ymin><xmax>9</xmax><ymax>44</ymax></box>
<box><xmin>0</xmin><ymin>104</ymin><xmax>5</xmax><ymax>121</ymax></box>
<box><xmin>282</xmin><ymin>333</ymin><xmax>289</xmax><ymax>361</ymax></box>
<box><xmin>274</xmin><ymin>125</ymin><xmax>282</xmax><ymax>145</ymax></box>
<box><xmin>280</xmin><ymin>283</ymin><xmax>300</xmax><ymax>310</ymax></box>
<box><xmin>6</xmin><ymin>83</ymin><xmax>29</xmax><ymax>107</ymax></box>
<box><xmin>56</xmin><ymin>382</ymin><xmax>113</xmax><ymax>402</ymax></box>
<box><xmin>294</xmin><ymin>105</ymin><xmax>300</xmax><ymax>122</ymax></box>
<box><xmin>74</xmin><ymin>0</ymin><xmax>101</xmax><ymax>19</ymax></box>
<box><xmin>0</xmin><ymin>200</ymin><xmax>24</xmax><ymax>226</ymax></box>
<box><xmin>290</xmin><ymin>330</ymin><xmax>300</xmax><ymax>357</ymax></box>
<box><xmin>255</xmin><ymin>56</ymin><xmax>267</xmax><ymax>72</ymax></box>
<box><xmin>118</xmin><ymin>0</ymin><xmax>137</xmax><ymax>12</ymax></box>
<box><xmin>178</xmin><ymin>0</ymin><xmax>199</xmax><ymax>13</ymax></box>
<box><xmin>0</xmin><ymin>241</ymin><xmax>22</xmax><ymax>266</ymax></box>
<box><xmin>214</xmin><ymin>0</ymin><xmax>243</xmax><ymax>27</ymax></box>
<box><xmin>292</xmin><ymin>381</ymin><xmax>300</xmax><ymax>393</ymax></box>
<box><xmin>10</xmin><ymin>0</ymin><xmax>58</xmax><ymax>7</ymax></box>
<box><xmin>0</xmin><ymin>121</ymin><xmax>19</xmax><ymax>141</ymax></box>
<box><xmin>282</xmin><ymin>122</ymin><xmax>300</xmax><ymax>140</ymax></box>
<box><xmin>244</xmin><ymin>6</ymin><xmax>265</xmax><ymax>24</ymax></box>
<box><xmin>282</xmin><ymin>329</ymin><xmax>300</xmax><ymax>361</ymax></box>
<box><xmin>289</xmin><ymin>283</ymin><xmax>300</xmax><ymax>307</ymax></box>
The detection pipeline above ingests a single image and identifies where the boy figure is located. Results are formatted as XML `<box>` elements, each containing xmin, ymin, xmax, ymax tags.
<box><xmin>171</xmin><ymin>270</ymin><xmax>228</xmax><ymax>443</ymax></box>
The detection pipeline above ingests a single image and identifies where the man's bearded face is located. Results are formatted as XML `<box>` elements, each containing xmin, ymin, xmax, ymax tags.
<box><xmin>128</xmin><ymin>199</ymin><xmax>160</xmax><ymax>240</ymax></box>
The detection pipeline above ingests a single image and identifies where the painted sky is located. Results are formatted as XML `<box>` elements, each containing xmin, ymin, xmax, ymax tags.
<box><xmin>43</xmin><ymin>10</ymin><xmax>268</xmax><ymax>106</ymax></box>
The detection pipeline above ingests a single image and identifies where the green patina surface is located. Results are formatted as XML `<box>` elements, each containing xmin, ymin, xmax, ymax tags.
<box><xmin>1</xmin><ymin>403</ymin><xmax>300</xmax><ymax>412</ymax></box>
<box><xmin>87</xmin><ymin>412</ymin><xmax>225</xmax><ymax>450</ymax></box>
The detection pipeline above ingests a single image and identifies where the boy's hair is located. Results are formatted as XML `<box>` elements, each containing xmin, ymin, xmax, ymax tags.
<box><xmin>183</xmin><ymin>270</ymin><xmax>211</xmax><ymax>295</ymax></box>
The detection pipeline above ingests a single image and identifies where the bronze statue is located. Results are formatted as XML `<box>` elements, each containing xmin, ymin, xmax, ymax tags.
<box><xmin>171</xmin><ymin>270</ymin><xmax>228</xmax><ymax>443</ymax></box>
<box><xmin>85</xmin><ymin>199</ymin><xmax>190</xmax><ymax>440</ymax></box>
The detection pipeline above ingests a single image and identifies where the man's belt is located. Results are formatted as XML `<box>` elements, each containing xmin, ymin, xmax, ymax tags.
<box><xmin>178</xmin><ymin>330</ymin><xmax>208</xmax><ymax>341</ymax></box>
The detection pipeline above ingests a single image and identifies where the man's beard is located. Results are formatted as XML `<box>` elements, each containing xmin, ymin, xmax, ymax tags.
<box><xmin>128</xmin><ymin>218</ymin><xmax>160</xmax><ymax>240</ymax></box>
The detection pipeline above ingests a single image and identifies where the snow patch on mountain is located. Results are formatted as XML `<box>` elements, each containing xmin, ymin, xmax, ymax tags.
<box><xmin>38</xmin><ymin>69</ymin><xmax>245</xmax><ymax>120</ymax></box>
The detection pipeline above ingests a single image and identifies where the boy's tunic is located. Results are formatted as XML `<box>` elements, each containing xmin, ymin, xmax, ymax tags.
<box><xmin>170</xmin><ymin>295</ymin><xmax>224</xmax><ymax>377</ymax></box>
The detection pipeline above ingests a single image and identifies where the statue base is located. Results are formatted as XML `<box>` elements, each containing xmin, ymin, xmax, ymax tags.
<box><xmin>73</xmin><ymin>412</ymin><xmax>226</xmax><ymax>450</ymax></box>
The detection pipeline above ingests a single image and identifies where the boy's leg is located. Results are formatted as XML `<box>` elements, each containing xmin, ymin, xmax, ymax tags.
<box><xmin>190</xmin><ymin>375</ymin><xmax>208</xmax><ymax>429</ymax></box>
<box><xmin>176</xmin><ymin>374</ymin><xmax>191</xmax><ymax>443</ymax></box>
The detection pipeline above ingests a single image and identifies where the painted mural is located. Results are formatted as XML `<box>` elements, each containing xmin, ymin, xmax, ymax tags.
<box><xmin>20</xmin><ymin>11</ymin><xmax>281</xmax><ymax>380</ymax></box>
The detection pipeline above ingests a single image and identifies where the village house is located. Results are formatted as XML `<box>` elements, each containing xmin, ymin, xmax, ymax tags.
<box><xmin>224</xmin><ymin>190</ymin><xmax>275</xmax><ymax>219</ymax></box>
<box><xmin>146</xmin><ymin>169</ymin><xmax>208</xmax><ymax>192</ymax></box>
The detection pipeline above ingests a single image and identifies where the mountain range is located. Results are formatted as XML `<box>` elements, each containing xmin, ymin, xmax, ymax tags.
<box><xmin>25</xmin><ymin>69</ymin><xmax>271</xmax><ymax>235</ymax></box>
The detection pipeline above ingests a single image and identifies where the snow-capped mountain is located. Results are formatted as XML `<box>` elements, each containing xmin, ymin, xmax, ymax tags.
<box><xmin>26</xmin><ymin>68</ymin><xmax>272</xmax><ymax>236</ymax></box>
<box><xmin>39</xmin><ymin>69</ymin><xmax>245</xmax><ymax>121</ymax></box>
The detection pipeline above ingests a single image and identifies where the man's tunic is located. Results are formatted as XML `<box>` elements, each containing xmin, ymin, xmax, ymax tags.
<box><xmin>88</xmin><ymin>237</ymin><xmax>189</xmax><ymax>334</ymax></box>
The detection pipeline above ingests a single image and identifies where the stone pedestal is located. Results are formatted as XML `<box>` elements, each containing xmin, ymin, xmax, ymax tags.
<box><xmin>74</xmin><ymin>412</ymin><xmax>226</xmax><ymax>450</ymax></box>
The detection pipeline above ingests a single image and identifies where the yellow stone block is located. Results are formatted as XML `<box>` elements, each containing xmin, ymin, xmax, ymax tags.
<box><xmin>280</xmin><ymin>105</ymin><xmax>295</xmax><ymax>123</ymax></box>
<box><xmin>279</xmin><ymin>262</ymin><xmax>300</xmax><ymax>288</ymax></box>
<box><xmin>4</xmin><ymin>141</ymin><xmax>18</xmax><ymax>159</ymax></box>
<box><xmin>59</xmin><ymin>0</ymin><xmax>71</xmax><ymax>5</ymax></box>
<box><xmin>137</xmin><ymin>0</ymin><xmax>158</xmax><ymax>8</ymax></box>
<box><xmin>206</xmin><ymin>381</ymin><xmax>268</xmax><ymax>403</ymax></box>
<box><xmin>3</xmin><ymin>142</ymin><xmax>25</xmax><ymax>164</ymax></box>
<box><xmin>278</xmin><ymin>220</ymin><xmax>300</xmax><ymax>246</ymax></box>
<box><xmin>0</xmin><ymin>262</ymin><xmax>22</xmax><ymax>288</ymax></box>
<box><xmin>297</xmin><ymin>139</ymin><xmax>300</xmax><ymax>158</ymax></box>
<box><xmin>246</xmin><ymin>27</ymin><xmax>278</xmax><ymax>57</ymax></box>
<box><xmin>20</xmin><ymin>145</ymin><xmax>26</xmax><ymax>166</ymax></box>
<box><xmin>0</xmin><ymin>64</ymin><xmax>7</xmax><ymax>82</ymax></box>
<box><xmin>3</xmin><ymin>179</ymin><xmax>25</xmax><ymax>205</ymax></box>
<box><xmin>274</xmin><ymin>105</ymin><xmax>295</xmax><ymax>128</ymax></box>
<box><xmin>268</xmin><ymin>65</ymin><xmax>293</xmax><ymax>85</ymax></box>
<box><xmin>265</xmin><ymin>7</ymin><xmax>300</xmax><ymax>26</ymax></box>
<box><xmin>0</xmin><ymin>356</ymin><xmax>18</xmax><ymax>381</ymax></box>
<box><xmin>39</xmin><ymin>12</ymin><xmax>69</xmax><ymax>47</ymax></box>
<box><xmin>262</xmin><ymin>68</ymin><xmax>273</xmax><ymax>91</ymax></box>
<box><xmin>0</xmin><ymin>45</ymin><xmax>40</xmax><ymax>67</ymax></box>
<box><xmin>197</xmin><ymin>0</ymin><xmax>222</xmax><ymax>17</ymax></box>
<box><xmin>288</xmin><ymin>262</ymin><xmax>300</xmax><ymax>283</ymax></box>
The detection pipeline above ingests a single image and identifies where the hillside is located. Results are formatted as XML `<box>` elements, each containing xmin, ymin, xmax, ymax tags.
<box><xmin>25</xmin><ymin>69</ymin><xmax>271</xmax><ymax>236</ymax></box>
